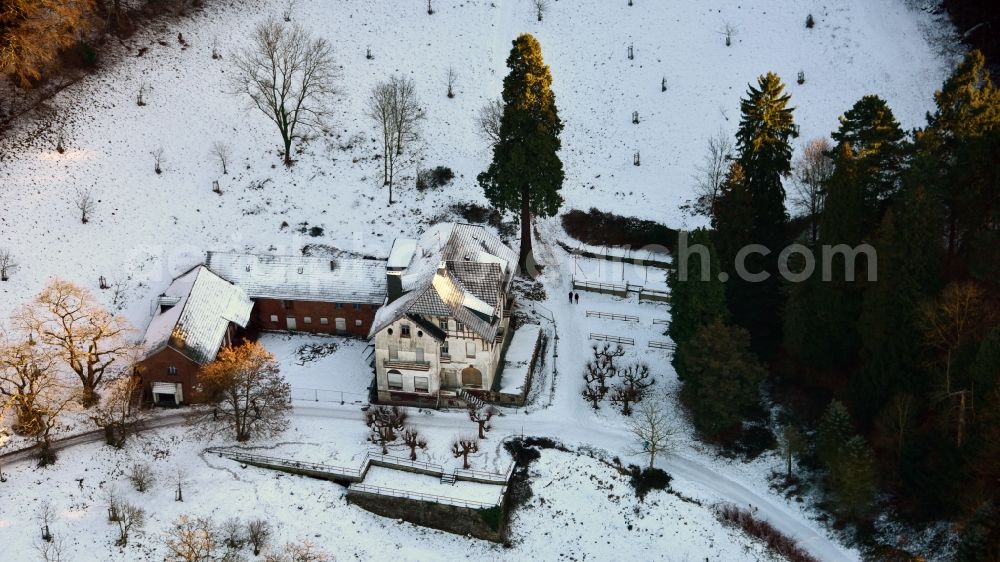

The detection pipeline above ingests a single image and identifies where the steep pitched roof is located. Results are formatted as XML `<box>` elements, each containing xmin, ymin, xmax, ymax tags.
<box><xmin>369</xmin><ymin>224</ymin><xmax>515</xmax><ymax>340</ymax></box>
<box><xmin>141</xmin><ymin>266</ymin><xmax>253</xmax><ymax>365</ymax></box>
<box><xmin>206</xmin><ymin>252</ymin><xmax>387</xmax><ymax>305</ymax></box>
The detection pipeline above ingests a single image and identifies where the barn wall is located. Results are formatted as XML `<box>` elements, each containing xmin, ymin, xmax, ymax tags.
<box><xmin>251</xmin><ymin>298</ymin><xmax>377</xmax><ymax>337</ymax></box>
<box><xmin>137</xmin><ymin>346</ymin><xmax>204</xmax><ymax>405</ymax></box>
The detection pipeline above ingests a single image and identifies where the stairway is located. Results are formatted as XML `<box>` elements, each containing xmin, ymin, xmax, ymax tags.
<box><xmin>458</xmin><ymin>389</ymin><xmax>487</xmax><ymax>410</ymax></box>
<box><xmin>440</xmin><ymin>473</ymin><xmax>456</xmax><ymax>485</ymax></box>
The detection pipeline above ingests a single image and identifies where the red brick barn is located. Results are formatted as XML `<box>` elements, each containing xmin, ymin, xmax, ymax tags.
<box><xmin>206</xmin><ymin>252</ymin><xmax>386</xmax><ymax>337</ymax></box>
<box><xmin>136</xmin><ymin>265</ymin><xmax>253</xmax><ymax>406</ymax></box>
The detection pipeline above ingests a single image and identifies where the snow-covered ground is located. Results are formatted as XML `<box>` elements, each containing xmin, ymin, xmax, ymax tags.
<box><xmin>0</xmin><ymin>0</ymin><xmax>960</xmax><ymax>559</ymax></box>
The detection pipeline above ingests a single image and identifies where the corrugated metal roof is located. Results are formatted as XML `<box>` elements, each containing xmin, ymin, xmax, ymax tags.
<box><xmin>142</xmin><ymin>266</ymin><xmax>253</xmax><ymax>365</ymax></box>
<box><xmin>206</xmin><ymin>252</ymin><xmax>387</xmax><ymax>305</ymax></box>
<box><xmin>369</xmin><ymin>224</ymin><xmax>515</xmax><ymax>340</ymax></box>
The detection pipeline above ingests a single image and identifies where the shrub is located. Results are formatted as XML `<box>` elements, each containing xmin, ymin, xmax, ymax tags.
<box><xmin>716</xmin><ymin>504</ymin><xmax>821</xmax><ymax>562</ymax></box>
<box><xmin>627</xmin><ymin>465</ymin><xmax>672</xmax><ymax>499</ymax></box>
<box><xmin>416</xmin><ymin>166</ymin><xmax>455</xmax><ymax>191</ymax></box>
<box><xmin>561</xmin><ymin>208</ymin><xmax>678</xmax><ymax>253</ymax></box>
<box><xmin>805</xmin><ymin>14</ymin><xmax>815</xmax><ymax>28</ymax></box>
<box><xmin>308</xmin><ymin>226</ymin><xmax>324</xmax><ymax>237</ymax></box>
<box><xmin>504</xmin><ymin>438</ymin><xmax>542</xmax><ymax>466</ymax></box>
<box><xmin>128</xmin><ymin>462</ymin><xmax>154</xmax><ymax>493</ymax></box>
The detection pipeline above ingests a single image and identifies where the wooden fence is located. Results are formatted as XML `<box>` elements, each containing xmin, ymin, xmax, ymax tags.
<box><xmin>586</xmin><ymin>310</ymin><xmax>639</xmax><ymax>322</ymax></box>
<box><xmin>589</xmin><ymin>333</ymin><xmax>635</xmax><ymax>346</ymax></box>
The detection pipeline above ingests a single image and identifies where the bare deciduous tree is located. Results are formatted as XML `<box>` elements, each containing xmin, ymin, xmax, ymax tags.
<box><xmin>0</xmin><ymin>248</ymin><xmax>16</xmax><ymax>281</ymax></box>
<box><xmin>721</xmin><ymin>22</ymin><xmax>736</xmax><ymax>46</ymax></box>
<box><xmin>581</xmin><ymin>343</ymin><xmax>624</xmax><ymax>408</ymax></box>
<box><xmin>194</xmin><ymin>342</ymin><xmax>291</xmax><ymax>442</ymax></box>
<box><xmin>367</xmin><ymin>75</ymin><xmax>424</xmax><ymax>205</ymax></box>
<box><xmin>426</xmin><ymin>0</ymin><xmax>434</xmax><ymax>15</ymax></box>
<box><xmin>402</xmin><ymin>427</ymin><xmax>427</xmax><ymax>461</ymax></box>
<box><xmin>165</xmin><ymin>515</ymin><xmax>218</xmax><ymax>562</ymax></box>
<box><xmin>265</xmin><ymin>540</ymin><xmax>330</xmax><ymax>562</ymax></box>
<box><xmin>74</xmin><ymin>187</ymin><xmax>95</xmax><ymax>223</ymax></box>
<box><xmin>115</xmin><ymin>502</ymin><xmax>145</xmax><ymax>546</ymax></box>
<box><xmin>17</xmin><ymin>280</ymin><xmax>138</xmax><ymax>407</ymax></box>
<box><xmin>38</xmin><ymin>500</ymin><xmax>55</xmax><ymax>542</ymax></box>
<box><xmin>282</xmin><ymin>0</ymin><xmax>297</xmax><ymax>21</ymax></box>
<box><xmin>128</xmin><ymin>461</ymin><xmax>154</xmax><ymax>493</ymax></box>
<box><xmin>0</xmin><ymin>338</ymin><xmax>58</xmax><ymax>435</ymax></box>
<box><xmin>791</xmin><ymin>137</ymin><xmax>834</xmax><ymax>243</ymax></box>
<box><xmin>209</xmin><ymin>141</ymin><xmax>232</xmax><ymax>175</ymax></box>
<box><xmin>152</xmin><ymin>147</ymin><xmax>165</xmax><ymax>174</ymax></box>
<box><xmin>137</xmin><ymin>82</ymin><xmax>147</xmax><ymax>107</ymax></box>
<box><xmin>467</xmin><ymin>403</ymin><xmax>498</xmax><ymax>439</ymax></box>
<box><xmin>446</xmin><ymin>66</ymin><xmax>457</xmax><ymax>98</ymax></box>
<box><xmin>220</xmin><ymin>517</ymin><xmax>246</xmax><ymax>550</ymax></box>
<box><xmin>34</xmin><ymin>537</ymin><xmax>66</xmax><ymax>562</ymax></box>
<box><xmin>365</xmin><ymin>405</ymin><xmax>408</xmax><ymax>453</ymax></box>
<box><xmin>31</xmin><ymin>382</ymin><xmax>76</xmax><ymax>465</ymax></box>
<box><xmin>477</xmin><ymin>98</ymin><xmax>503</xmax><ymax>148</ymax></box>
<box><xmin>233</xmin><ymin>19</ymin><xmax>338</xmax><ymax>166</ymax></box>
<box><xmin>451</xmin><ymin>435</ymin><xmax>479</xmax><ymax>469</ymax></box>
<box><xmin>690</xmin><ymin>130</ymin><xmax>734</xmax><ymax>217</ymax></box>
<box><xmin>627</xmin><ymin>397</ymin><xmax>677</xmax><ymax>469</ymax></box>
<box><xmin>247</xmin><ymin>519</ymin><xmax>272</xmax><ymax>556</ymax></box>
<box><xmin>532</xmin><ymin>0</ymin><xmax>548</xmax><ymax>21</ymax></box>
<box><xmin>174</xmin><ymin>466</ymin><xmax>189</xmax><ymax>502</ymax></box>
<box><xmin>0</xmin><ymin>426</ymin><xmax>9</xmax><ymax>481</ymax></box>
<box><xmin>90</xmin><ymin>373</ymin><xmax>144</xmax><ymax>448</ymax></box>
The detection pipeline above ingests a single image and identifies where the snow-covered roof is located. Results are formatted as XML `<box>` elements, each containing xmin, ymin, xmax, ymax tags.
<box><xmin>387</xmin><ymin>238</ymin><xmax>417</xmax><ymax>271</ymax></box>
<box><xmin>141</xmin><ymin>266</ymin><xmax>253</xmax><ymax>365</ymax></box>
<box><xmin>206</xmin><ymin>252</ymin><xmax>387</xmax><ymax>305</ymax></box>
<box><xmin>370</xmin><ymin>224</ymin><xmax>516</xmax><ymax>340</ymax></box>
<box><xmin>499</xmin><ymin>324</ymin><xmax>542</xmax><ymax>395</ymax></box>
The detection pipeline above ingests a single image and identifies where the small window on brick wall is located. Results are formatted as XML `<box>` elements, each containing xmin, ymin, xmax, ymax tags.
<box><xmin>304</xmin><ymin>317</ymin><xmax>312</xmax><ymax>324</ymax></box>
<box><xmin>167</xmin><ymin>366</ymin><xmax>178</xmax><ymax>376</ymax></box>
<box><xmin>320</xmin><ymin>317</ymin><xmax>329</xmax><ymax>325</ymax></box>
<box><xmin>355</xmin><ymin>319</ymin><xmax>363</xmax><ymax>326</ymax></box>
<box><xmin>270</xmin><ymin>315</ymin><xmax>279</xmax><ymax>323</ymax></box>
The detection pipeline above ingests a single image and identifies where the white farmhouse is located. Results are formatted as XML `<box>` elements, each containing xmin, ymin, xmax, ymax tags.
<box><xmin>369</xmin><ymin>223</ymin><xmax>516</xmax><ymax>406</ymax></box>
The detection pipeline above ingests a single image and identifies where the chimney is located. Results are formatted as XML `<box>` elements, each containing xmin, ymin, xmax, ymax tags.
<box><xmin>387</xmin><ymin>271</ymin><xmax>403</xmax><ymax>304</ymax></box>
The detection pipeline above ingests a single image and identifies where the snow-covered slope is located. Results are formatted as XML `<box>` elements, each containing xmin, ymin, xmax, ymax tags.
<box><xmin>0</xmin><ymin>0</ymin><xmax>956</xmax><ymax>328</ymax></box>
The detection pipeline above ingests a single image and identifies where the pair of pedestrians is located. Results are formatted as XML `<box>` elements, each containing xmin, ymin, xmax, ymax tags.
<box><xmin>568</xmin><ymin>291</ymin><xmax>579</xmax><ymax>304</ymax></box>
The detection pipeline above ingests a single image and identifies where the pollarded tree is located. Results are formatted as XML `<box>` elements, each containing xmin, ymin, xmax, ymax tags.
<box><xmin>232</xmin><ymin>18</ymin><xmax>338</xmax><ymax>165</ymax></box>
<box><xmin>195</xmin><ymin>342</ymin><xmax>291</xmax><ymax>442</ymax></box>
<box><xmin>609</xmin><ymin>364</ymin><xmax>653</xmax><ymax>416</ymax></box>
<box><xmin>451</xmin><ymin>435</ymin><xmax>479</xmax><ymax>469</ymax></box>
<box><xmin>468</xmin><ymin>403</ymin><xmax>498</xmax><ymax>439</ymax></box>
<box><xmin>478</xmin><ymin>33</ymin><xmax>564</xmax><ymax>274</ymax></box>
<box><xmin>365</xmin><ymin>405</ymin><xmax>408</xmax><ymax>453</ymax></box>
<box><xmin>17</xmin><ymin>280</ymin><xmax>138</xmax><ymax>408</ymax></box>
<box><xmin>402</xmin><ymin>427</ymin><xmax>427</xmax><ymax>461</ymax></box>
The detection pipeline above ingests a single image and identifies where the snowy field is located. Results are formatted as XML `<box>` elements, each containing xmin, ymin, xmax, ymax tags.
<box><xmin>0</xmin><ymin>0</ymin><xmax>960</xmax><ymax>559</ymax></box>
<box><xmin>0</xmin><ymin>0</ymin><xmax>957</xmax><ymax>327</ymax></box>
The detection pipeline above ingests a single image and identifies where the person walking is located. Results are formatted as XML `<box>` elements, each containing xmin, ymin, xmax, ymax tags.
<box><xmin>568</xmin><ymin>290</ymin><xmax>574</xmax><ymax>303</ymax></box>
<box><xmin>574</xmin><ymin>292</ymin><xmax>579</xmax><ymax>304</ymax></box>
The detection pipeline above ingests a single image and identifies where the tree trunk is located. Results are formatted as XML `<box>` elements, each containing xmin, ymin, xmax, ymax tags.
<box><xmin>80</xmin><ymin>385</ymin><xmax>99</xmax><ymax>408</ymax></box>
<box><xmin>519</xmin><ymin>185</ymin><xmax>533</xmax><ymax>275</ymax></box>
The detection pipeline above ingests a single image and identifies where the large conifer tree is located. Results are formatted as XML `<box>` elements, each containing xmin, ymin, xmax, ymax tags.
<box><xmin>721</xmin><ymin>72</ymin><xmax>797</xmax><ymax>356</ymax></box>
<box><xmin>667</xmin><ymin>229</ymin><xmax>727</xmax><ymax>378</ymax></box>
<box><xmin>831</xmin><ymin>95</ymin><xmax>906</xmax><ymax>208</ymax></box>
<box><xmin>478</xmin><ymin>34</ymin><xmax>564</xmax><ymax>274</ymax></box>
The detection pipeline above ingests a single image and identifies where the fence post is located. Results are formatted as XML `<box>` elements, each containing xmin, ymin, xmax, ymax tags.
<box><xmin>314</xmin><ymin>389</ymin><xmax>318</xmax><ymax>402</ymax></box>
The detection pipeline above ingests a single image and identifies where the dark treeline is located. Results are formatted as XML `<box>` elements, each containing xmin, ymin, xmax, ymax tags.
<box><xmin>670</xmin><ymin>50</ymin><xmax>1000</xmax><ymax>559</ymax></box>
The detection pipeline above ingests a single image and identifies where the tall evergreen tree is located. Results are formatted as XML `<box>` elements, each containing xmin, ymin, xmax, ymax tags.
<box><xmin>916</xmin><ymin>50</ymin><xmax>1000</xmax><ymax>278</ymax></box>
<box><xmin>831</xmin><ymin>95</ymin><xmax>906</xmax><ymax>207</ymax></box>
<box><xmin>855</xmin><ymin>186</ymin><xmax>943</xmax><ymax>423</ymax></box>
<box><xmin>817</xmin><ymin>399</ymin><xmax>855</xmax><ymax>468</ymax></box>
<box><xmin>828</xmin><ymin>435</ymin><xmax>877</xmax><ymax>519</ymax></box>
<box><xmin>720</xmin><ymin>72</ymin><xmax>797</xmax><ymax>356</ymax></box>
<box><xmin>678</xmin><ymin>320</ymin><xmax>766</xmax><ymax>440</ymax></box>
<box><xmin>735</xmin><ymin>72</ymin><xmax>797</xmax><ymax>249</ymax></box>
<box><xmin>667</xmin><ymin>229</ymin><xmax>727</xmax><ymax>379</ymax></box>
<box><xmin>478</xmin><ymin>33</ymin><xmax>564</xmax><ymax>274</ymax></box>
